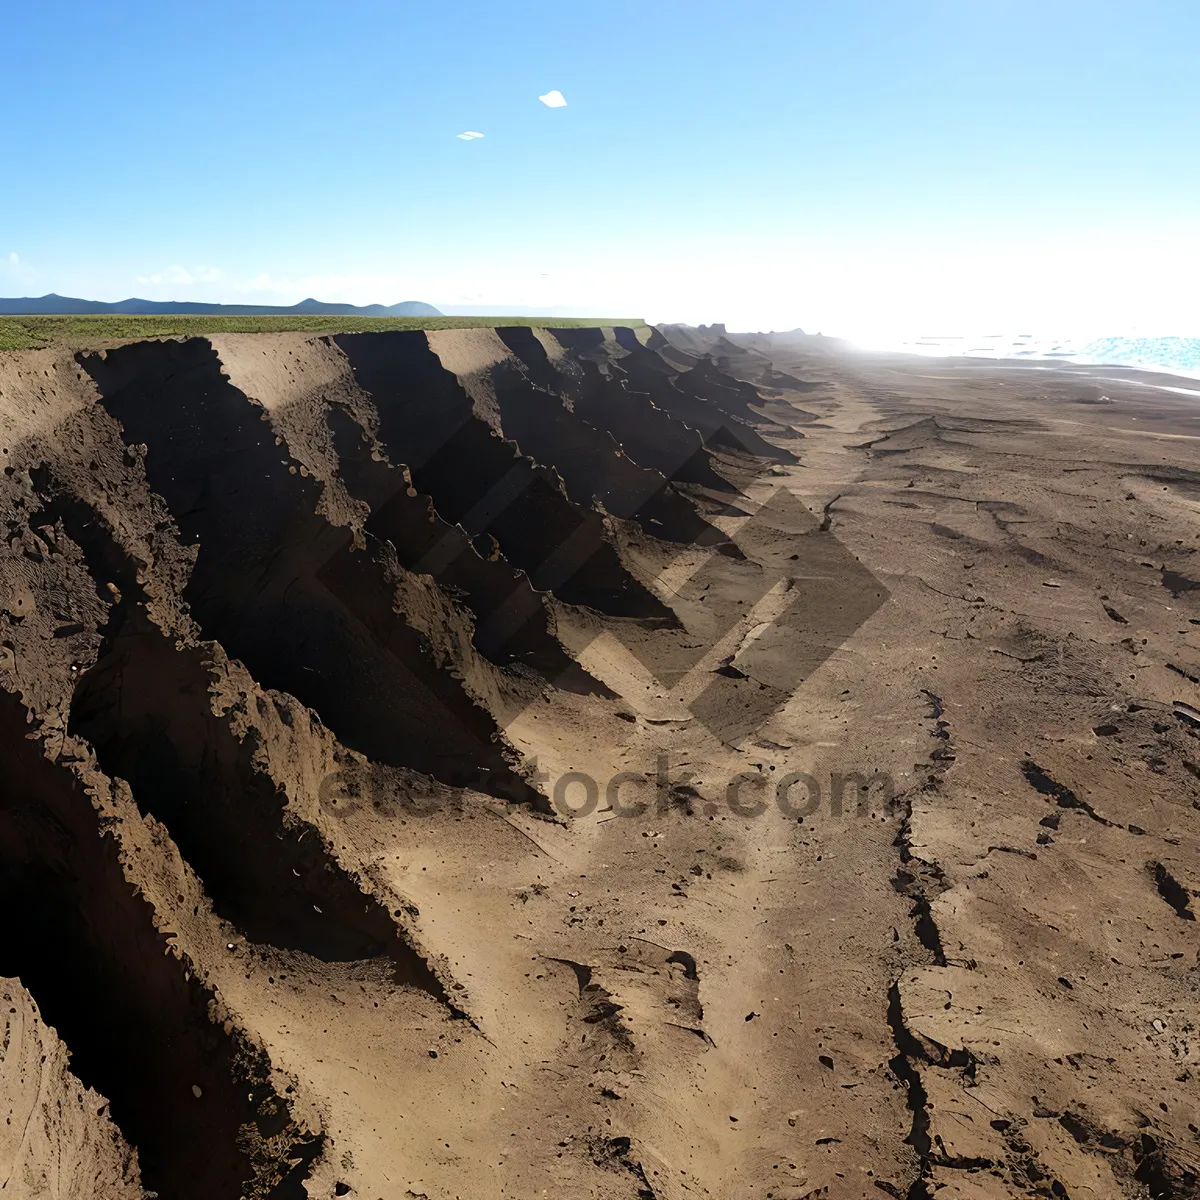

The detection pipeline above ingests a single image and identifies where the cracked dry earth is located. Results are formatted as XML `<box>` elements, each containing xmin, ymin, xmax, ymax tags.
<box><xmin>0</xmin><ymin>323</ymin><xmax>1197</xmax><ymax>1200</ymax></box>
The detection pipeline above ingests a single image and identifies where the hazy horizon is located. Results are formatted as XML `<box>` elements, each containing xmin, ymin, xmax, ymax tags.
<box><xmin>4</xmin><ymin>0</ymin><xmax>1199</xmax><ymax>344</ymax></box>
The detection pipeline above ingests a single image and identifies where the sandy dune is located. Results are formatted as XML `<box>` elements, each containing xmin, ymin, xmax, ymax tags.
<box><xmin>0</xmin><ymin>324</ymin><xmax>1196</xmax><ymax>1199</ymax></box>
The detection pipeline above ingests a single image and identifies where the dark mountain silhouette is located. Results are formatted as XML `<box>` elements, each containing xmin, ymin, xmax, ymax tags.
<box><xmin>0</xmin><ymin>293</ymin><xmax>442</xmax><ymax>317</ymax></box>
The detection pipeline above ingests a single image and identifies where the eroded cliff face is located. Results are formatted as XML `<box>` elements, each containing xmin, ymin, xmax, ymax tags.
<box><xmin>0</xmin><ymin>326</ymin><xmax>801</xmax><ymax>1199</ymax></box>
<box><xmin>4</xmin><ymin>325</ymin><xmax>1196</xmax><ymax>1200</ymax></box>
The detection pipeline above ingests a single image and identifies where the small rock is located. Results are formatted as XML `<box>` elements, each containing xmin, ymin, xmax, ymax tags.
<box><xmin>191</xmin><ymin>1084</ymin><xmax>203</xmax><ymax>1099</ymax></box>
<box><xmin>1153</xmin><ymin>1018</ymin><xmax>1166</xmax><ymax>1033</ymax></box>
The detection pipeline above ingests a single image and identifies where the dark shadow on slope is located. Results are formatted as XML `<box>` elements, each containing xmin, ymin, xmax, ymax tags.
<box><xmin>28</xmin><ymin>468</ymin><xmax>452</xmax><ymax>991</ymax></box>
<box><xmin>490</xmin><ymin>328</ymin><xmax>731</xmax><ymax>548</ymax></box>
<box><xmin>326</xmin><ymin>405</ymin><xmax>607</xmax><ymax>695</ymax></box>
<box><xmin>545</xmin><ymin>328</ymin><xmax>739</xmax><ymax>494</ymax></box>
<box><xmin>78</xmin><ymin>338</ymin><xmax>533</xmax><ymax>801</ymax></box>
<box><xmin>334</xmin><ymin>331</ymin><xmax>675</xmax><ymax>622</ymax></box>
<box><xmin>0</xmin><ymin>689</ymin><xmax>321</xmax><ymax>1200</ymax></box>
<box><xmin>673</xmin><ymin>353</ymin><xmax>779</xmax><ymax>426</ymax></box>
<box><xmin>72</xmin><ymin>629</ymin><xmax>453</xmax><ymax>980</ymax></box>
<box><xmin>615</xmin><ymin>328</ymin><xmax>777</xmax><ymax>427</ymax></box>
<box><xmin>606</xmin><ymin>333</ymin><xmax>796</xmax><ymax>463</ymax></box>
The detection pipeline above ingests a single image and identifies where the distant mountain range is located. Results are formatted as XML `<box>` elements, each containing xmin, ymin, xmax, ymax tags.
<box><xmin>0</xmin><ymin>293</ymin><xmax>442</xmax><ymax>317</ymax></box>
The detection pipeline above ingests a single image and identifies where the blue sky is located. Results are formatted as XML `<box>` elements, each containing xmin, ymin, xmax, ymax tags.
<box><xmin>3</xmin><ymin>0</ymin><xmax>1198</xmax><ymax>339</ymax></box>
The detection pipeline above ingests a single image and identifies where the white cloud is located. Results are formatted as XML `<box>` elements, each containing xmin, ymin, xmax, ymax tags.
<box><xmin>2</xmin><ymin>251</ymin><xmax>36</xmax><ymax>287</ymax></box>
<box><xmin>538</xmin><ymin>90</ymin><xmax>567</xmax><ymax>108</ymax></box>
<box><xmin>135</xmin><ymin>264</ymin><xmax>223</xmax><ymax>286</ymax></box>
<box><xmin>456</xmin><ymin>131</ymin><xmax>484</xmax><ymax>140</ymax></box>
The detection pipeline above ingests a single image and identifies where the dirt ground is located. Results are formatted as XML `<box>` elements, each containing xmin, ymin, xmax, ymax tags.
<box><xmin>0</xmin><ymin>322</ymin><xmax>1196</xmax><ymax>1199</ymax></box>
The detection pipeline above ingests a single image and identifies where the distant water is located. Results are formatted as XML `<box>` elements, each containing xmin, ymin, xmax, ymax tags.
<box><xmin>885</xmin><ymin>333</ymin><xmax>1200</xmax><ymax>381</ymax></box>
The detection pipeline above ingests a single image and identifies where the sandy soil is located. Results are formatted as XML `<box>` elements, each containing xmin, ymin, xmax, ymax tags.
<box><xmin>0</xmin><ymin>323</ymin><xmax>1196</xmax><ymax>1199</ymax></box>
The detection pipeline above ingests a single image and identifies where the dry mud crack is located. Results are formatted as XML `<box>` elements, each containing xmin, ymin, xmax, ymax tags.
<box><xmin>0</xmin><ymin>325</ymin><xmax>1198</xmax><ymax>1199</ymax></box>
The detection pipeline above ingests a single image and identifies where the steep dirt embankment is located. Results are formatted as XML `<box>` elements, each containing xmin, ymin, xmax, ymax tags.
<box><xmin>449</xmin><ymin>325</ymin><xmax>731</xmax><ymax>548</ymax></box>
<box><xmin>7</xmin><ymin>323</ymin><xmax>1200</xmax><ymax>1199</ymax></box>
<box><xmin>536</xmin><ymin>326</ymin><xmax>743</xmax><ymax>494</ymax></box>
<box><xmin>207</xmin><ymin>331</ymin><xmax>604</xmax><ymax>691</ymax></box>
<box><xmin>331</xmin><ymin>330</ymin><xmax>675</xmax><ymax>620</ymax></box>
<box><xmin>0</xmin><ymin>975</ymin><xmax>142</xmax><ymax>1200</ymax></box>
<box><xmin>0</xmin><ymin>327</ymin><xmax>792</xmax><ymax>1199</ymax></box>
<box><xmin>77</xmin><ymin>339</ymin><xmax>536</xmax><ymax>796</ymax></box>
